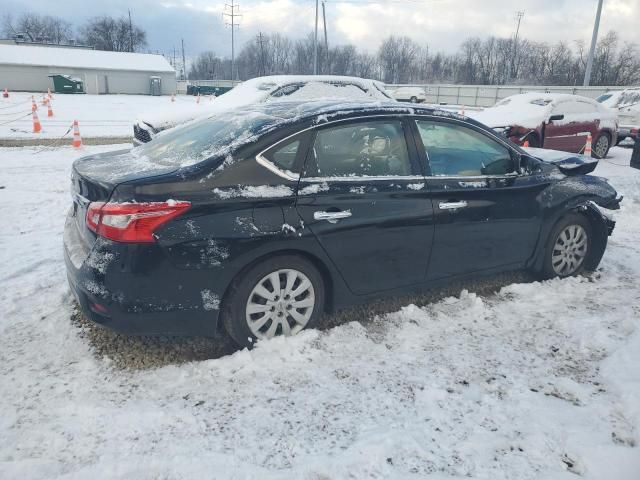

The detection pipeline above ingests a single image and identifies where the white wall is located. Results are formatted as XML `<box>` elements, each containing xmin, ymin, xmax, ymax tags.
<box><xmin>0</xmin><ymin>64</ymin><xmax>176</xmax><ymax>95</ymax></box>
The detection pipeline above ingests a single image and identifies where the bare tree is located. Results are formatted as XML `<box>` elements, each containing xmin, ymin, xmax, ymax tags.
<box><xmin>80</xmin><ymin>16</ymin><xmax>147</xmax><ymax>52</ymax></box>
<box><xmin>2</xmin><ymin>13</ymin><xmax>72</xmax><ymax>44</ymax></box>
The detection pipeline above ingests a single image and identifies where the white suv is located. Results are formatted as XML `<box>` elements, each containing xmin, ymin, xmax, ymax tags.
<box><xmin>597</xmin><ymin>88</ymin><xmax>640</xmax><ymax>144</ymax></box>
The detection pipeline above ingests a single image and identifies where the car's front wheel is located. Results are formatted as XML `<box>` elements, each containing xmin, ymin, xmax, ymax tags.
<box><xmin>541</xmin><ymin>214</ymin><xmax>594</xmax><ymax>279</ymax></box>
<box><xmin>410</xmin><ymin>96</ymin><xmax>418</xmax><ymax>103</ymax></box>
<box><xmin>222</xmin><ymin>255</ymin><xmax>325</xmax><ymax>348</ymax></box>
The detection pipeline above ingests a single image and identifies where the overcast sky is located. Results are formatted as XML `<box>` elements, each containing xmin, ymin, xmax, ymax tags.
<box><xmin>6</xmin><ymin>0</ymin><xmax>640</xmax><ymax>59</ymax></box>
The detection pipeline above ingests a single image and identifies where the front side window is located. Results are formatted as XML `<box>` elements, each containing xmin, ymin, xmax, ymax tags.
<box><xmin>308</xmin><ymin>121</ymin><xmax>412</xmax><ymax>177</ymax></box>
<box><xmin>416</xmin><ymin>120</ymin><xmax>515</xmax><ymax>176</ymax></box>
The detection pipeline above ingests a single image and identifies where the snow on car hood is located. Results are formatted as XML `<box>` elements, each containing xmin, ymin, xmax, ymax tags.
<box><xmin>523</xmin><ymin>147</ymin><xmax>599</xmax><ymax>175</ymax></box>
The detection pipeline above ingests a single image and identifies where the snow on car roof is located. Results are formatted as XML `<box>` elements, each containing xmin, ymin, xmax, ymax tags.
<box><xmin>0</xmin><ymin>44</ymin><xmax>174</xmax><ymax>73</ymax></box>
<box><xmin>469</xmin><ymin>92</ymin><xmax>602</xmax><ymax>129</ymax></box>
<box><xmin>139</xmin><ymin>75</ymin><xmax>392</xmax><ymax>131</ymax></box>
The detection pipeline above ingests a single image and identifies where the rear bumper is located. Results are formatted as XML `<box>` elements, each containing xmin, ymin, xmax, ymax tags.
<box><xmin>63</xmin><ymin>217</ymin><xmax>221</xmax><ymax>336</ymax></box>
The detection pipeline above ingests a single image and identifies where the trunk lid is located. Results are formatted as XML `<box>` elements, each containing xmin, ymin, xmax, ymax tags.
<box><xmin>70</xmin><ymin>149</ymin><xmax>180</xmax><ymax>246</ymax></box>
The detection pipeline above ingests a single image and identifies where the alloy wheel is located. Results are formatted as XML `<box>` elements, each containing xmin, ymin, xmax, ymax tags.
<box><xmin>245</xmin><ymin>268</ymin><xmax>315</xmax><ymax>339</ymax></box>
<box><xmin>594</xmin><ymin>135</ymin><xmax>609</xmax><ymax>158</ymax></box>
<box><xmin>551</xmin><ymin>224</ymin><xmax>588</xmax><ymax>276</ymax></box>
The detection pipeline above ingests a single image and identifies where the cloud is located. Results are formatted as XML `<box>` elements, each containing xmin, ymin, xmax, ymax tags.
<box><xmin>3</xmin><ymin>0</ymin><xmax>639</xmax><ymax>59</ymax></box>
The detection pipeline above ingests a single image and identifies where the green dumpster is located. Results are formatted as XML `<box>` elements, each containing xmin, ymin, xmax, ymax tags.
<box><xmin>48</xmin><ymin>74</ymin><xmax>85</xmax><ymax>94</ymax></box>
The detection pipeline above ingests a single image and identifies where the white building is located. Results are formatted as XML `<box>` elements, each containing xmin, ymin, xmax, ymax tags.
<box><xmin>0</xmin><ymin>44</ymin><xmax>176</xmax><ymax>95</ymax></box>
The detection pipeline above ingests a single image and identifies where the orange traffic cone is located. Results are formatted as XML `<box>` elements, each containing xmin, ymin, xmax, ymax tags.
<box><xmin>585</xmin><ymin>133</ymin><xmax>592</xmax><ymax>156</ymax></box>
<box><xmin>47</xmin><ymin>87</ymin><xmax>52</xmax><ymax>99</ymax></box>
<box><xmin>41</xmin><ymin>94</ymin><xmax>48</xmax><ymax>106</ymax></box>
<box><xmin>460</xmin><ymin>105</ymin><xmax>466</xmax><ymax>116</ymax></box>
<box><xmin>31</xmin><ymin>96</ymin><xmax>37</xmax><ymax>112</ymax></box>
<box><xmin>47</xmin><ymin>101</ymin><xmax>54</xmax><ymax>117</ymax></box>
<box><xmin>523</xmin><ymin>140</ymin><xmax>530</xmax><ymax>148</ymax></box>
<box><xmin>72</xmin><ymin>120</ymin><xmax>82</xmax><ymax>148</ymax></box>
<box><xmin>2</xmin><ymin>88</ymin><xmax>8</xmax><ymax>98</ymax></box>
<box><xmin>32</xmin><ymin>110</ymin><xmax>42</xmax><ymax>133</ymax></box>
<box><xmin>171</xmin><ymin>93</ymin><xmax>175</xmax><ymax>102</ymax></box>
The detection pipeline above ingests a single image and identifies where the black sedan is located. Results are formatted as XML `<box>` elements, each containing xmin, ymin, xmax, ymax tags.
<box><xmin>64</xmin><ymin>101</ymin><xmax>622</xmax><ymax>347</ymax></box>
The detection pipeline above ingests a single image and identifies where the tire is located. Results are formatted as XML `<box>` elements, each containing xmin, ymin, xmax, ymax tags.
<box><xmin>592</xmin><ymin>133</ymin><xmax>611</xmax><ymax>159</ymax></box>
<box><xmin>541</xmin><ymin>213</ymin><xmax>594</xmax><ymax>279</ymax></box>
<box><xmin>410</xmin><ymin>96</ymin><xmax>418</xmax><ymax>103</ymax></box>
<box><xmin>222</xmin><ymin>255</ymin><xmax>325</xmax><ymax>348</ymax></box>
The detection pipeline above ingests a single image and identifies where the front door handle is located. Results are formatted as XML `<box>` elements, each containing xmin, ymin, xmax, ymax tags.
<box><xmin>314</xmin><ymin>210</ymin><xmax>352</xmax><ymax>223</ymax></box>
<box><xmin>439</xmin><ymin>201</ymin><xmax>468</xmax><ymax>210</ymax></box>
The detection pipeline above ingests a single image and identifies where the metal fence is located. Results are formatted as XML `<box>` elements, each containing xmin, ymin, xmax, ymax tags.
<box><xmin>177</xmin><ymin>79</ymin><xmax>632</xmax><ymax>106</ymax></box>
<box><xmin>385</xmin><ymin>84</ymin><xmax>630</xmax><ymax>107</ymax></box>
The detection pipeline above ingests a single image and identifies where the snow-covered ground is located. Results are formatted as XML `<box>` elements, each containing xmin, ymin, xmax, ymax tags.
<box><xmin>0</xmin><ymin>92</ymin><xmax>205</xmax><ymax>139</ymax></box>
<box><xmin>0</xmin><ymin>145</ymin><xmax>639</xmax><ymax>479</ymax></box>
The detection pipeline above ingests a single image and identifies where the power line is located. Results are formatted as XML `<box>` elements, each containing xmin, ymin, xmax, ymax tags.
<box><xmin>257</xmin><ymin>32</ymin><xmax>267</xmax><ymax>76</ymax></box>
<box><xmin>181</xmin><ymin>38</ymin><xmax>186</xmax><ymax>80</ymax></box>
<box><xmin>224</xmin><ymin>1</ymin><xmax>242</xmax><ymax>80</ymax></box>
<box><xmin>510</xmin><ymin>11</ymin><xmax>524</xmax><ymax>81</ymax></box>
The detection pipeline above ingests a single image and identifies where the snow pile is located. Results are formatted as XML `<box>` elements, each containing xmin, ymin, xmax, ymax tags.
<box><xmin>0</xmin><ymin>145</ymin><xmax>639</xmax><ymax>479</ymax></box>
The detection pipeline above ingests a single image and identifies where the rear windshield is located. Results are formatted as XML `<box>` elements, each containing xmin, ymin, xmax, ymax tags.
<box><xmin>133</xmin><ymin>111</ymin><xmax>283</xmax><ymax>168</ymax></box>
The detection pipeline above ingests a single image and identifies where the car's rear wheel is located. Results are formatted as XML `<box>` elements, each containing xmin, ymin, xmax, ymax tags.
<box><xmin>593</xmin><ymin>133</ymin><xmax>610</xmax><ymax>159</ymax></box>
<box><xmin>222</xmin><ymin>255</ymin><xmax>325</xmax><ymax>348</ymax></box>
<box><xmin>541</xmin><ymin>214</ymin><xmax>593</xmax><ymax>279</ymax></box>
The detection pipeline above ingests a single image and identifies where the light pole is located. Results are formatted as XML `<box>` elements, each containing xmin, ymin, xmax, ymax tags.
<box><xmin>313</xmin><ymin>0</ymin><xmax>319</xmax><ymax>75</ymax></box>
<box><xmin>583</xmin><ymin>0</ymin><xmax>604</xmax><ymax>87</ymax></box>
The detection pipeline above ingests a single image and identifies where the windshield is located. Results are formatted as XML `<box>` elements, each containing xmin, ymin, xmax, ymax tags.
<box><xmin>596</xmin><ymin>93</ymin><xmax>613</xmax><ymax>103</ymax></box>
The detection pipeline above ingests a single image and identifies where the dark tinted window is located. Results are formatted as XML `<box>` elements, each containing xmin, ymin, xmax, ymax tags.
<box><xmin>263</xmin><ymin>139</ymin><xmax>301</xmax><ymax>172</ymax></box>
<box><xmin>308</xmin><ymin>121</ymin><xmax>411</xmax><ymax>177</ymax></box>
<box><xmin>416</xmin><ymin>120</ymin><xmax>515</xmax><ymax>176</ymax></box>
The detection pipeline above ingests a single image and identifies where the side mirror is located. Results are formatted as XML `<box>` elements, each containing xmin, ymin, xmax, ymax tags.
<box><xmin>548</xmin><ymin>114</ymin><xmax>564</xmax><ymax>122</ymax></box>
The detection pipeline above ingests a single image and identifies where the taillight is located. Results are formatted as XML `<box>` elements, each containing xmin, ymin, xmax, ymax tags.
<box><xmin>86</xmin><ymin>201</ymin><xmax>191</xmax><ymax>243</ymax></box>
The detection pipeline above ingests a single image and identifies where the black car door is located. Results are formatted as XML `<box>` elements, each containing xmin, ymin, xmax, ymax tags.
<box><xmin>411</xmin><ymin>117</ymin><xmax>546</xmax><ymax>280</ymax></box>
<box><xmin>295</xmin><ymin>117</ymin><xmax>435</xmax><ymax>296</ymax></box>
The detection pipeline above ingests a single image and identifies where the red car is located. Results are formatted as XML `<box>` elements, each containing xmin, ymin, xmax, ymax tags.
<box><xmin>471</xmin><ymin>93</ymin><xmax>618</xmax><ymax>158</ymax></box>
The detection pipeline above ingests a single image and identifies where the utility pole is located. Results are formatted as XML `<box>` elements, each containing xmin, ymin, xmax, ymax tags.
<box><xmin>128</xmin><ymin>9</ymin><xmax>134</xmax><ymax>52</ymax></box>
<box><xmin>181</xmin><ymin>38</ymin><xmax>186</xmax><ymax>80</ymax></box>
<box><xmin>257</xmin><ymin>32</ymin><xmax>267</xmax><ymax>76</ymax></box>
<box><xmin>224</xmin><ymin>1</ymin><xmax>241</xmax><ymax>81</ymax></box>
<box><xmin>510</xmin><ymin>11</ymin><xmax>524</xmax><ymax>82</ymax></box>
<box><xmin>583</xmin><ymin>0</ymin><xmax>604</xmax><ymax>86</ymax></box>
<box><xmin>313</xmin><ymin>0</ymin><xmax>319</xmax><ymax>75</ymax></box>
<box><xmin>322</xmin><ymin>1</ymin><xmax>328</xmax><ymax>74</ymax></box>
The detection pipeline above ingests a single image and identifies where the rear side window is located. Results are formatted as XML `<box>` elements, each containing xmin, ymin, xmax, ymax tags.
<box><xmin>552</xmin><ymin>101</ymin><xmax>596</xmax><ymax>115</ymax></box>
<box><xmin>416</xmin><ymin>120</ymin><xmax>515</xmax><ymax>176</ymax></box>
<box><xmin>263</xmin><ymin>139</ymin><xmax>301</xmax><ymax>172</ymax></box>
<box><xmin>308</xmin><ymin>121</ymin><xmax>412</xmax><ymax>177</ymax></box>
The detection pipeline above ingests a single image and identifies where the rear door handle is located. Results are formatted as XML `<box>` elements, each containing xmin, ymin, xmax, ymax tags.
<box><xmin>314</xmin><ymin>210</ymin><xmax>352</xmax><ymax>223</ymax></box>
<box><xmin>439</xmin><ymin>201</ymin><xmax>468</xmax><ymax>210</ymax></box>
